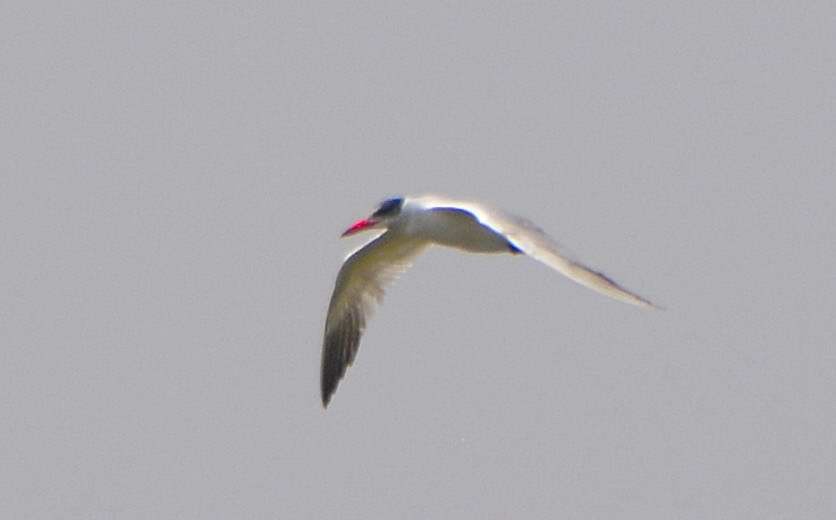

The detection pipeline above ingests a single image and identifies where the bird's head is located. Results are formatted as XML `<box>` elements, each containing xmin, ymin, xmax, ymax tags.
<box><xmin>341</xmin><ymin>197</ymin><xmax>405</xmax><ymax>237</ymax></box>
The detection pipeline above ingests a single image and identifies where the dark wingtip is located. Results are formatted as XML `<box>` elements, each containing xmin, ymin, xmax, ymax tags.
<box><xmin>321</xmin><ymin>380</ymin><xmax>337</xmax><ymax>409</ymax></box>
<box><xmin>320</xmin><ymin>333</ymin><xmax>348</xmax><ymax>409</ymax></box>
<box><xmin>320</xmin><ymin>309</ymin><xmax>363</xmax><ymax>410</ymax></box>
<box><xmin>320</xmin><ymin>371</ymin><xmax>337</xmax><ymax>409</ymax></box>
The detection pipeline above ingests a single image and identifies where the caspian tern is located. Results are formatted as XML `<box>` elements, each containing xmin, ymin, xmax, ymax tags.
<box><xmin>321</xmin><ymin>194</ymin><xmax>655</xmax><ymax>407</ymax></box>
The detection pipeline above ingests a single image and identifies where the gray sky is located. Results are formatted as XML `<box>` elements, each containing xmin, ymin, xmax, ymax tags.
<box><xmin>2</xmin><ymin>2</ymin><xmax>835</xmax><ymax>518</ymax></box>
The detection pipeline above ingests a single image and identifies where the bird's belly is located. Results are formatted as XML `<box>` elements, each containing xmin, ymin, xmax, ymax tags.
<box><xmin>415</xmin><ymin>210</ymin><xmax>514</xmax><ymax>253</ymax></box>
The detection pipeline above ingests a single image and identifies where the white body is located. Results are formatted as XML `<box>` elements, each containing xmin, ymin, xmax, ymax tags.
<box><xmin>320</xmin><ymin>194</ymin><xmax>655</xmax><ymax>407</ymax></box>
<box><xmin>398</xmin><ymin>200</ymin><xmax>514</xmax><ymax>253</ymax></box>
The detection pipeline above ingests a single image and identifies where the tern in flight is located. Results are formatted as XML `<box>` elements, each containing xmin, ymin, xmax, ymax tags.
<box><xmin>321</xmin><ymin>195</ymin><xmax>655</xmax><ymax>407</ymax></box>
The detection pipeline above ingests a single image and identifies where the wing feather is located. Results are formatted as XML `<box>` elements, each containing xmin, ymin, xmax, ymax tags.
<box><xmin>321</xmin><ymin>231</ymin><xmax>426</xmax><ymax>407</ymax></box>
<box><xmin>414</xmin><ymin>197</ymin><xmax>655</xmax><ymax>308</ymax></box>
<box><xmin>486</xmin><ymin>210</ymin><xmax>655</xmax><ymax>307</ymax></box>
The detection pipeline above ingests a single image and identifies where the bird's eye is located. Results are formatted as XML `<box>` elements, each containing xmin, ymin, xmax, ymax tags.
<box><xmin>372</xmin><ymin>197</ymin><xmax>403</xmax><ymax>218</ymax></box>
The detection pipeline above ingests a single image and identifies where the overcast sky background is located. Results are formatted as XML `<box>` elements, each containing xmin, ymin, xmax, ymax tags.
<box><xmin>2</xmin><ymin>2</ymin><xmax>835</xmax><ymax>519</ymax></box>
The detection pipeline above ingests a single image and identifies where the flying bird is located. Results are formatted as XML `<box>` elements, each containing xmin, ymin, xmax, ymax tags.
<box><xmin>321</xmin><ymin>194</ymin><xmax>655</xmax><ymax>407</ymax></box>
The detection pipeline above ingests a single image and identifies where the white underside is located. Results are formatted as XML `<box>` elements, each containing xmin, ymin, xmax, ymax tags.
<box><xmin>404</xmin><ymin>208</ymin><xmax>512</xmax><ymax>253</ymax></box>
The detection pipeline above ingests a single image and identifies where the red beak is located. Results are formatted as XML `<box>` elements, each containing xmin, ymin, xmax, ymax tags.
<box><xmin>341</xmin><ymin>218</ymin><xmax>376</xmax><ymax>237</ymax></box>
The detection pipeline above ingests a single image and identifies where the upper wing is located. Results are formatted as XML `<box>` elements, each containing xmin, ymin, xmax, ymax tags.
<box><xmin>435</xmin><ymin>199</ymin><xmax>656</xmax><ymax>309</ymax></box>
<box><xmin>321</xmin><ymin>231</ymin><xmax>427</xmax><ymax>407</ymax></box>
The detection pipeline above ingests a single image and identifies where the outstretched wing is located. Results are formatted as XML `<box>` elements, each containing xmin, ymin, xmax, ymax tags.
<box><xmin>439</xmin><ymin>199</ymin><xmax>656</xmax><ymax>308</ymax></box>
<box><xmin>321</xmin><ymin>231</ymin><xmax>427</xmax><ymax>407</ymax></box>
